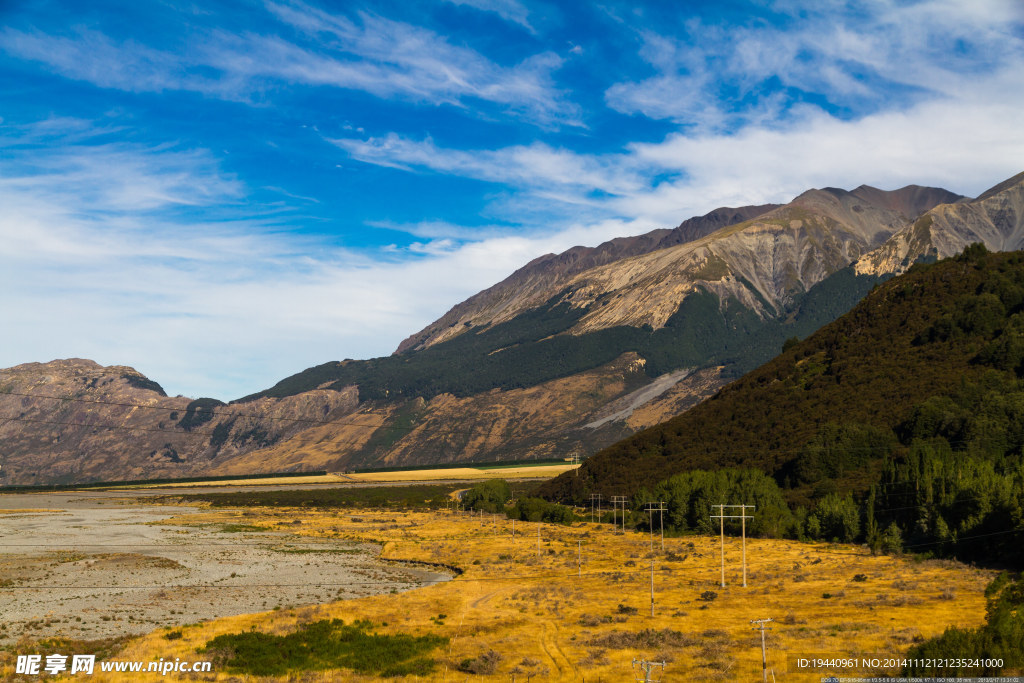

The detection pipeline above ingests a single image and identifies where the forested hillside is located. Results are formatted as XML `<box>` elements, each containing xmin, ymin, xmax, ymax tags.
<box><xmin>540</xmin><ymin>245</ymin><xmax>1024</xmax><ymax>568</ymax></box>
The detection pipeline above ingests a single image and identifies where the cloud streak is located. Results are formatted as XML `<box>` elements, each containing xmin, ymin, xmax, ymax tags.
<box><xmin>0</xmin><ymin>120</ymin><xmax>631</xmax><ymax>399</ymax></box>
<box><xmin>331</xmin><ymin>133</ymin><xmax>646</xmax><ymax>197</ymax></box>
<box><xmin>605</xmin><ymin>0</ymin><xmax>1024</xmax><ymax>130</ymax></box>
<box><xmin>0</xmin><ymin>2</ymin><xmax>578</xmax><ymax>127</ymax></box>
<box><xmin>443</xmin><ymin>0</ymin><xmax>534</xmax><ymax>31</ymax></box>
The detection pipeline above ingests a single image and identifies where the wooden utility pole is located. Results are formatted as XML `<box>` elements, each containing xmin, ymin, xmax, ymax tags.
<box><xmin>536</xmin><ymin>523</ymin><xmax>541</xmax><ymax>558</ymax></box>
<box><xmin>740</xmin><ymin>504</ymin><xmax>752</xmax><ymax>586</ymax></box>
<box><xmin>631</xmin><ymin>658</ymin><xmax>666</xmax><ymax>682</ymax></box>
<box><xmin>649</xmin><ymin>557</ymin><xmax>655</xmax><ymax>616</ymax></box>
<box><xmin>589</xmin><ymin>493</ymin><xmax>603</xmax><ymax>523</ymax></box>
<box><xmin>710</xmin><ymin>504</ymin><xmax>755</xmax><ymax>587</ymax></box>
<box><xmin>644</xmin><ymin>502</ymin><xmax>666</xmax><ymax>552</ymax></box>
<box><xmin>577</xmin><ymin>539</ymin><xmax>582</xmax><ymax>578</ymax></box>
<box><xmin>751</xmin><ymin>618</ymin><xmax>773</xmax><ymax>683</ymax></box>
<box><xmin>611</xmin><ymin>495</ymin><xmax>628</xmax><ymax>530</ymax></box>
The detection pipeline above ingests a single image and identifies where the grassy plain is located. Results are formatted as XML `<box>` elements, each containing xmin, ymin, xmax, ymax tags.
<box><xmin>103</xmin><ymin>474</ymin><xmax>349</xmax><ymax>488</ymax></box>
<box><xmin>339</xmin><ymin>464</ymin><xmax>579</xmax><ymax>482</ymax></box>
<box><xmin>110</xmin><ymin>465</ymin><xmax>578</xmax><ymax>489</ymax></box>
<box><xmin>86</xmin><ymin>503</ymin><xmax>993</xmax><ymax>682</ymax></box>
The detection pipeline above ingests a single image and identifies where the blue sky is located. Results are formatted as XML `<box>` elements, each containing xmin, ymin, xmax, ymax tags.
<box><xmin>2</xmin><ymin>0</ymin><xmax>1023</xmax><ymax>400</ymax></box>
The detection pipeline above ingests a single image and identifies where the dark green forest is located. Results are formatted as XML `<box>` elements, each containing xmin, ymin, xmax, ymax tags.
<box><xmin>902</xmin><ymin>572</ymin><xmax>1024</xmax><ymax>677</ymax></box>
<box><xmin>539</xmin><ymin>246</ymin><xmax>1024</xmax><ymax>570</ymax></box>
<box><xmin>238</xmin><ymin>267</ymin><xmax>882</xmax><ymax>404</ymax></box>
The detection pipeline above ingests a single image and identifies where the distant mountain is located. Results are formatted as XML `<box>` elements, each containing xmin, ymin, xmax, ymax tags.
<box><xmin>855</xmin><ymin>172</ymin><xmax>1024</xmax><ymax>276</ymax></box>
<box><xmin>395</xmin><ymin>203</ymin><xmax>781</xmax><ymax>353</ymax></box>
<box><xmin>248</xmin><ymin>181</ymin><xmax>965</xmax><ymax>407</ymax></box>
<box><xmin>398</xmin><ymin>187</ymin><xmax>960</xmax><ymax>354</ymax></box>
<box><xmin>10</xmin><ymin>174</ymin><xmax>1024</xmax><ymax>486</ymax></box>
<box><xmin>0</xmin><ymin>359</ymin><xmax>356</xmax><ymax>485</ymax></box>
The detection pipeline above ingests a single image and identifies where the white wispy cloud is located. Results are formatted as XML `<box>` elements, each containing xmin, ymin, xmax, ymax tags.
<box><xmin>0</xmin><ymin>27</ymin><xmax>189</xmax><ymax>93</ymax></box>
<box><xmin>0</xmin><ymin>120</ymin><xmax>625</xmax><ymax>399</ymax></box>
<box><xmin>605</xmin><ymin>0</ymin><xmax>1024</xmax><ymax>130</ymax></box>
<box><xmin>0</xmin><ymin>3</ymin><xmax>578</xmax><ymax>126</ymax></box>
<box><xmin>442</xmin><ymin>0</ymin><xmax>534</xmax><ymax>32</ymax></box>
<box><xmin>262</xmin><ymin>1</ymin><xmax>574</xmax><ymax>123</ymax></box>
<box><xmin>330</xmin><ymin>133</ymin><xmax>646</xmax><ymax>198</ymax></box>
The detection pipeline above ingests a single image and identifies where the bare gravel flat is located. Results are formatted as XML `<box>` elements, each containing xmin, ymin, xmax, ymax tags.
<box><xmin>0</xmin><ymin>490</ymin><xmax>449</xmax><ymax>644</ymax></box>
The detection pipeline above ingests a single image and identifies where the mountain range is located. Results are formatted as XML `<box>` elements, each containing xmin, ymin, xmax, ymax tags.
<box><xmin>2</xmin><ymin>172</ymin><xmax>1022</xmax><ymax>485</ymax></box>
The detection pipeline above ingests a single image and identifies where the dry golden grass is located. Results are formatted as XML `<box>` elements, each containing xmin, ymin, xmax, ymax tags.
<box><xmin>115</xmin><ymin>474</ymin><xmax>353</xmax><ymax>489</ymax></box>
<box><xmin>340</xmin><ymin>464</ymin><xmax>579</xmax><ymax>482</ymax></box>
<box><xmin>111</xmin><ymin>465</ymin><xmax>578</xmax><ymax>489</ymax></box>
<box><xmin>85</xmin><ymin>504</ymin><xmax>994</xmax><ymax>682</ymax></box>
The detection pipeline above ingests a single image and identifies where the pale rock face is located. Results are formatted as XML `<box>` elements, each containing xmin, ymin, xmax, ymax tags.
<box><xmin>855</xmin><ymin>173</ymin><xmax>1024</xmax><ymax>276</ymax></box>
<box><xmin>394</xmin><ymin>204</ymin><xmax>780</xmax><ymax>353</ymax></box>
<box><xmin>399</xmin><ymin>184</ymin><xmax>963</xmax><ymax>350</ymax></box>
<box><xmin>471</xmin><ymin>185</ymin><xmax>955</xmax><ymax>339</ymax></box>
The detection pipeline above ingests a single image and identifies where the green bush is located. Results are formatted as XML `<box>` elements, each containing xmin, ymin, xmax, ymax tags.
<box><xmin>903</xmin><ymin>573</ymin><xmax>1024</xmax><ymax>676</ymax></box>
<box><xmin>506</xmin><ymin>497</ymin><xmax>576</xmax><ymax>524</ymax></box>
<box><xmin>642</xmin><ymin>468</ymin><xmax>794</xmax><ymax>537</ymax></box>
<box><xmin>463</xmin><ymin>479</ymin><xmax>512</xmax><ymax>512</ymax></box>
<box><xmin>201</xmin><ymin>619</ymin><xmax>447</xmax><ymax>677</ymax></box>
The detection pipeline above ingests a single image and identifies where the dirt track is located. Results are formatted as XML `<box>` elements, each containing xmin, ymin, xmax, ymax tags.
<box><xmin>0</xmin><ymin>489</ymin><xmax>449</xmax><ymax>644</ymax></box>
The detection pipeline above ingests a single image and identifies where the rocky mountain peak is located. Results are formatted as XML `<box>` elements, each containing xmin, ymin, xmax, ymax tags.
<box><xmin>855</xmin><ymin>172</ymin><xmax>1024</xmax><ymax>276</ymax></box>
<box><xmin>394</xmin><ymin>202</ymin><xmax>779</xmax><ymax>354</ymax></box>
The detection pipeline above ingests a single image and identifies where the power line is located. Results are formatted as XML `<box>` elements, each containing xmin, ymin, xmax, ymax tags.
<box><xmin>610</xmin><ymin>495</ymin><xmax>628</xmax><ymax>531</ymax></box>
<box><xmin>6</xmin><ymin>522</ymin><xmax>1019</xmax><ymax>556</ymax></box>
<box><xmin>588</xmin><ymin>493</ymin><xmax>602</xmax><ymax>523</ymax></box>
<box><xmin>3</xmin><ymin>521</ymin><xmax>1019</xmax><ymax>594</ymax></box>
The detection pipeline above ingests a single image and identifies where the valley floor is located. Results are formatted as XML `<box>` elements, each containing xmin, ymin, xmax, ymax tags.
<box><xmin>1</xmin><ymin>491</ymin><xmax>997</xmax><ymax>681</ymax></box>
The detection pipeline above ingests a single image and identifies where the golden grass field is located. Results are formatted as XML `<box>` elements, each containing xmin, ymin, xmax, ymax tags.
<box><xmin>114</xmin><ymin>465</ymin><xmax>579</xmax><ymax>489</ymax></box>
<box><xmin>338</xmin><ymin>465</ymin><xmax>580</xmax><ymax>482</ymax></box>
<box><xmin>85</xmin><ymin>502</ymin><xmax>994</xmax><ymax>682</ymax></box>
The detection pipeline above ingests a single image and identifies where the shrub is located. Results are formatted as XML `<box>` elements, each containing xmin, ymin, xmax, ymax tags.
<box><xmin>457</xmin><ymin>650</ymin><xmax>501</xmax><ymax>674</ymax></box>
<box><xmin>201</xmin><ymin>619</ymin><xmax>447</xmax><ymax>677</ymax></box>
<box><xmin>463</xmin><ymin>480</ymin><xmax>512</xmax><ymax>512</ymax></box>
<box><xmin>506</xmin><ymin>497</ymin><xmax>577</xmax><ymax>524</ymax></box>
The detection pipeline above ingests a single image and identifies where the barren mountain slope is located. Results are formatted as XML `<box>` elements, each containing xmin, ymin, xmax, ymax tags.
<box><xmin>395</xmin><ymin>204</ymin><xmax>779</xmax><ymax>353</ymax></box>
<box><xmin>207</xmin><ymin>355</ymin><xmax>726</xmax><ymax>476</ymax></box>
<box><xmin>856</xmin><ymin>173</ymin><xmax>1024</xmax><ymax>276</ymax></box>
<box><xmin>0</xmin><ymin>359</ymin><xmax>358</xmax><ymax>485</ymax></box>
<box><xmin>556</xmin><ymin>184</ymin><xmax>962</xmax><ymax>334</ymax></box>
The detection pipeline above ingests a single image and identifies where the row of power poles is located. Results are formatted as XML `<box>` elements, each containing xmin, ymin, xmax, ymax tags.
<box><xmin>445</xmin><ymin>495</ymin><xmax>774</xmax><ymax>682</ymax></box>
